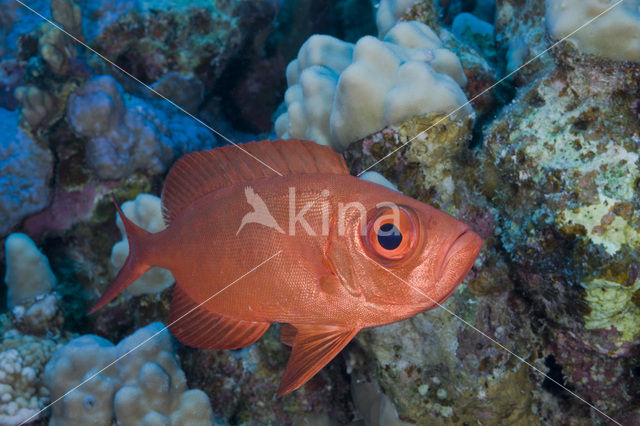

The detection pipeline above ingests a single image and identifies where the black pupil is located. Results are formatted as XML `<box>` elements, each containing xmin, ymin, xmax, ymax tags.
<box><xmin>377</xmin><ymin>223</ymin><xmax>403</xmax><ymax>250</ymax></box>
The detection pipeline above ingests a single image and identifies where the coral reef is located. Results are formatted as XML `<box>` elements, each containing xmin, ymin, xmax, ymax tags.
<box><xmin>150</xmin><ymin>71</ymin><xmax>204</xmax><ymax>115</ymax></box>
<box><xmin>275</xmin><ymin>20</ymin><xmax>471</xmax><ymax>151</ymax></box>
<box><xmin>178</xmin><ymin>325</ymin><xmax>352</xmax><ymax>424</ymax></box>
<box><xmin>4</xmin><ymin>233</ymin><xmax>56</xmax><ymax>308</ymax></box>
<box><xmin>88</xmin><ymin>0</ymin><xmax>276</xmax><ymax>91</ymax></box>
<box><xmin>495</xmin><ymin>0</ymin><xmax>551</xmax><ymax>83</ymax></box>
<box><xmin>0</xmin><ymin>109</ymin><xmax>53</xmax><ymax>237</ymax></box>
<box><xmin>343</xmin><ymin>113</ymin><xmax>474</xmax><ymax>208</ymax></box>
<box><xmin>1</xmin><ymin>237</ymin><xmax>67</xmax><ymax>425</ymax></box>
<box><xmin>222</xmin><ymin>0</ymin><xmax>381</xmax><ymax>133</ymax></box>
<box><xmin>13</xmin><ymin>86</ymin><xmax>58</xmax><ymax>129</ymax></box>
<box><xmin>352</xmin><ymin>293</ymin><xmax>542</xmax><ymax>424</ymax></box>
<box><xmin>44</xmin><ymin>322</ymin><xmax>214</xmax><ymax>425</ymax></box>
<box><xmin>111</xmin><ymin>194</ymin><xmax>174</xmax><ymax>297</ymax></box>
<box><xmin>482</xmin><ymin>67</ymin><xmax>640</xmax><ymax>351</ymax></box>
<box><xmin>333</xmin><ymin>2</ymin><xmax>640</xmax><ymax>424</ymax></box>
<box><xmin>1</xmin><ymin>0</ymin><xmax>639</xmax><ymax>424</ymax></box>
<box><xmin>4</xmin><ymin>232</ymin><xmax>64</xmax><ymax>343</ymax></box>
<box><xmin>377</xmin><ymin>0</ymin><xmax>427</xmax><ymax>37</ymax></box>
<box><xmin>0</xmin><ymin>330</ymin><xmax>63</xmax><ymax>426</ymax></box>
<box><xmin>451</xmin><ymin>12</ymin><xmax>495</xmax><ymax>61</ymax></box>
<box><xmin>341</xmin><ymin>118</ymin><xmax>541</xmax><ymax>423</ymax></box>
<box><xmin>38</xmin><ymin>12</ymin><xmax>79</xmax><ymax>76</ymax></box>
<box><xmin>50</xmin><ymin>0</ymin><xmax>83</xmax><ymax>40</ymax></box>
<box><xmin>545</xmin><ymin>0</ymin><xmax>640</xmax><ymax>62</ymax></box>
<box><xmin>476</xmin><ymin>53</ymin><xmax>640</xmax><ymax>419</ymax></box>
<box><xmin>67</xmin><ymin>75</ymin><xmax>173</xmax><ymax>179</ymax></box>
<box><xmin>350</xmin><ymin>372</ymin><xmax>411</xmax><ymax>425</ymax></box>
<box><xmin>11</xmin><ymin>293</ymin><xmax>63</xmax><ymax>337</ymax></box>
<box><xmin>0</xmin><ymin>0</ymin><xmax>48</xmax><ymax>59</ymax></box>
<box><xmin>373</xmin><ymin>0</ymin><xmax>499</xmax><ymax>117</ymax></box>
<box><xmin>0</xmin><ymin>59</ymin><xmax>22</xmax><ymax>110</ymax></box>
<box><xmin>10</xmin><ymin>0</ymin><xmax>90</xmax><ymax>135</ymax></box>
<box><xmin>67</xmin><ymin>75</ymin><xmax>216</xmax><ymax>180</ymax></box>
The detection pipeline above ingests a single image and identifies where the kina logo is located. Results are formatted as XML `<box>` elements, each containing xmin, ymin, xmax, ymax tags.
<box><xmin>236</xmin><ymin>187</ymin><xmax>285</xmax><ymax>235</ymax></box>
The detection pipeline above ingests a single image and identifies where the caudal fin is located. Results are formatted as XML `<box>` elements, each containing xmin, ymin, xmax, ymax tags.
<box><xmin>89</xmin><ymin>195</ymin><xmax>152</xmax><ymax>314</ymax></box>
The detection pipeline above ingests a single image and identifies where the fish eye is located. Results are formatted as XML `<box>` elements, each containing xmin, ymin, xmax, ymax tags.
<box><xmin>377</xmin><ymin>223</ymin><xmax>402</xmax><ymax>250</ymax></box>
<box><xmin>364</xmin><ymin>206</ymin><xmax>417</xmax><ymax>262</ymax></box>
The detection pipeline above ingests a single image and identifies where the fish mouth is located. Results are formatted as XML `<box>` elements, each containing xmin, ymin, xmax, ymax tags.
<box><xmin>436</xmin><ymin>228</ymin><xmax>482</xmax><ymax>291</ymax></box>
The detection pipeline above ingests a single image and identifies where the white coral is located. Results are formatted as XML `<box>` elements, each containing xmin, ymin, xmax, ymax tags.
<box><xmin>0</xmin><ymin>333</ymin><xmax>61</xmax><ymax>425</ymax></box>
<box><xmin>275</xmin><ymin>21</ymin><xmax>471</xmax><ymax>152</ymax></box>
<box><xmin>4</xmin><ymin>233</ymin><xmax>56</xmax><ymax>308</ymax></box>
<box><xmin>376</xmin><ymin>0</ymin><xmax>421</xmax><ymax>38</ymax></box>
<box><xmin>110</xmin><ymin>193</ymin><xmax>175</xmax><ymax>296</ymax></box>
<box><xmin>545</xmin><ymin>0</ymin><xmax>640</xmax><ymax>62</ymax></box>
<box><xmin>44</xmin><ymin>322</ymin><xmax>214</xmax><ymax>425</ymax></box>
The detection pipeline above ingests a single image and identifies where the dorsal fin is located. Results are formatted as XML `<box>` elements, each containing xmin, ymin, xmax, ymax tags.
<box><xmin>161</xmin><ymin>139</ymin><xmax>349</xmax><ymax>224</ymax></box>
<box><xmin>168</xmin><ymin>285</ymin><xmax>270</xmax><ymax>350</ymax></box>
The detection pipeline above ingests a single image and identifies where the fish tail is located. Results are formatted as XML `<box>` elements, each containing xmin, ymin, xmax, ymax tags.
<box><xmin>89</xmin><ymin>194</ymin><xmax>152</xmax><ymax>314</ymax></box>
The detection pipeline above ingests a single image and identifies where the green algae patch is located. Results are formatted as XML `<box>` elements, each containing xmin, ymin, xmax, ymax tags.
<box><xmin>583</xmin><ymin>278</ymin><xmax>640</xmax><ymax>342</ymax></box>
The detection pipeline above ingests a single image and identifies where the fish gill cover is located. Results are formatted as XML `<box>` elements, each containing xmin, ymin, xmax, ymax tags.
<box><xmin>0</xmin><ymin>0</ymin><xmax>639</xmax><ymax>425</ymax></box>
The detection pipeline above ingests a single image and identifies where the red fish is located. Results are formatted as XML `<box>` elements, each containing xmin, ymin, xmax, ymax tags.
<box><xmin>90</xmin><ymin>139</ymin><xmax>482</xmax><ymax>396</ymax></box>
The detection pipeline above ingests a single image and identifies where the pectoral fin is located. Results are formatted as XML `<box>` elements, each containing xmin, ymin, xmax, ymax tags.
<box><xmin>169</xmin><ymin>285</ymin><xmax>270</xmax><ymax>350</ymax></box>
<box><xmin>278</xmin><ymin>324</ymin><xmax>359</xmax><ymax>396</ymax></box>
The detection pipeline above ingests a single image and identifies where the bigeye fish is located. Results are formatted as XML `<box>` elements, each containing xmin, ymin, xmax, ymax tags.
<box><xmin>90</xmin><ymin>139</ymin><xmax>482</xmax><ymax>396</ymax></box>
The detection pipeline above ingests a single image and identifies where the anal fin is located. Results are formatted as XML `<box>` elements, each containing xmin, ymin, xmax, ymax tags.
<box><xmin>169</xmin><ymin>285</ymin><xmax>270</xmax><ymax>350</ymax></box>
<box><xmin>278</xmin><ymin>324</ymin><xmax>359</xmax><ymax>397</ymax></box>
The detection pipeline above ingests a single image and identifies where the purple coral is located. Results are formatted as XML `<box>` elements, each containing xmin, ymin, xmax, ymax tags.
<box><xmin>0</xmin><ymin>108</ymin><xmax>53</xmax><ymax>236</ymax></box>
<box><xmin>67</xmin><ymin>75</ymin><xmax>173</xmax><ymax>180</ymax></box>
<box><xmin>67</xmin><ymin>75</ymin><xmax>218</xmax><ymax>180</ymax></box>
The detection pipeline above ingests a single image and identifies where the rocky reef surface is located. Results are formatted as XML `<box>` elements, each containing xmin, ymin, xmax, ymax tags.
<box><xmin>1</xmin><ymin>0</ymin><xmax>639</xmax><ymax>425</ymax></box>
